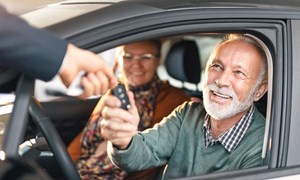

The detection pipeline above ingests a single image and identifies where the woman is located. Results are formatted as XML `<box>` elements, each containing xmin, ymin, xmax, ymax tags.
<box><xmin>68</xmin><ymin>39</ymin><xmax>190</xmax><ymax>179</ymax></box>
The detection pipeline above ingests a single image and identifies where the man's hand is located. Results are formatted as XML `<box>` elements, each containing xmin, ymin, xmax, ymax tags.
<box><xmin>100</xmin><ymin>91</ymin><xmax>139</xmax><ymax>150</ymax></box>
<box><xmin>59</xmin><ymin>43</ymin><xmax>117</xmax><ymax>98</ymax></box>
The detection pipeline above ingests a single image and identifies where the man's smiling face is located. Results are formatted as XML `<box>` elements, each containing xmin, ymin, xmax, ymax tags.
<box><xmin>203</xmin><ymin>40</ymin><xmax>265</xmax><ymax>120</ymax></box>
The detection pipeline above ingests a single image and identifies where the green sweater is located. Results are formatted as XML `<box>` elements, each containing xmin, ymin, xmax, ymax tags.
<box><xmin>108</xmin><ymin>101</ymin><xmax>265</xmax><ymax>179</ymax></box>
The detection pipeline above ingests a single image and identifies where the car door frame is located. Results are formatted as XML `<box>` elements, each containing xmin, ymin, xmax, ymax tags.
<box><xmin>46</xmin><ymin>6</ymin><xmax>296</xmax><ymax>179</ymax></box>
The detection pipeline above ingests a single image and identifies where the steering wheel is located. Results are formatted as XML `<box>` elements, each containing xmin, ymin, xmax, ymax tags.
<box><xmin>1</xmin><ymin>75</ymin><xmax>81</xmax><ymax>180</ymax></box>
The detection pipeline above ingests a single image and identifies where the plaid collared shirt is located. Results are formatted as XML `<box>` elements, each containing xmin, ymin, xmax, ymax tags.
<box><xmin>203</xmin><ymin>105</ymin><xmax>254</xmax><ymax>153</ymax></box>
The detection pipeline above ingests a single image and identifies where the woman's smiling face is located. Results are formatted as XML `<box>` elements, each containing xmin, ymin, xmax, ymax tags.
<box><xmin>122</xmin><ymin>41</ymin><xmax>160</xmax><ymax>87</ymax></box>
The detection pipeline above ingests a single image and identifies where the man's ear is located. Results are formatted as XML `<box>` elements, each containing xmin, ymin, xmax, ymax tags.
<box><xmin>254</xmin><ymin>80</ymin><xmax>268</xmax><ymax>102</ymax></box>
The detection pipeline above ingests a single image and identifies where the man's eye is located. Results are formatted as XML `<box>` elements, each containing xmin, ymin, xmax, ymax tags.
<box><xmin>210</xmin><ymin>64</ymin><xmax>222</xmax><ymax>70</ymax></box>
<box><xmin>235</xmin><ymin>70</ymin><xmax>247</xmax><ymax>78</ymax></box>
<box><xmin>236</xmin><ymin>70</ymin><xmax>244</xmax><ymax>75</ymax></box>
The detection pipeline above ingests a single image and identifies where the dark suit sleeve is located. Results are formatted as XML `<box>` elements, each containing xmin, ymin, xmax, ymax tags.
<box><xmin>0</xmin><ymin>6</ymin><xmax>68</xmax><ymax>81</ymax></box>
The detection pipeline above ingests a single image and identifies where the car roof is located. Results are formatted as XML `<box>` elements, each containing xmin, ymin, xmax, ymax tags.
<box><xmin>127</xmin><ymin>0</ymin><xmax>300</xmax><ymax>9</ymax></box>
<box><xmin>21</xmin><ymin>0</ymin><xmax>300</xmax><ymax>40</ymax></box>
<box><xmin>21</xmin><ymin>0</ymin><xmax>124</xmax><ymax>28</ymax></box>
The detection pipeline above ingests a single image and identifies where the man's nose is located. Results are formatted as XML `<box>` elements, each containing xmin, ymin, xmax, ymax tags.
<box><xmin>216</xmin><ymin>70</ymin><xmax>231</xmax><ymax>87</ymax></box>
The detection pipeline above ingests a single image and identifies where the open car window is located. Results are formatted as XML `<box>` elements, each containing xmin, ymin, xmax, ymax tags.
<box><xmin>31</xmin><ymin>31</ymin><xmax>273</xmax><ymax>179</ymax></box>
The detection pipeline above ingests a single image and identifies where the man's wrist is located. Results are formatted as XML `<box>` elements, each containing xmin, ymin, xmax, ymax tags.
<box><xmin>114</xmin><ymin>138</ymin><xmax>133</xmax><ymax>150</ymax></box>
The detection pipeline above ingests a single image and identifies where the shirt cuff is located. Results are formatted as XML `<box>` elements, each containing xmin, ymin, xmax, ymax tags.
<box><xmin>58</xmin><ymin>53</ymin><xmax>68</xmax><ymax>74</ymax></box>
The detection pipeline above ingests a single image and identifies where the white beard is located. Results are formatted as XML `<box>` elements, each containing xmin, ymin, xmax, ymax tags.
<box><xmin>203</xmin><ymin>83</ymin><xmax>256</xmax><ymax>120</ymax></box>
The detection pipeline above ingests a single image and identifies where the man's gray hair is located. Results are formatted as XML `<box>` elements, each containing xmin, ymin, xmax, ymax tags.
<box><xmin>223</xmin><ymin>34</ymin><xmax>268</xmax><ymax>83</ymax></box>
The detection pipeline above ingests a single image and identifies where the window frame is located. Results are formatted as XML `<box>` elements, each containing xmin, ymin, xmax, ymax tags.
<box><xmin>51</xmin><ymin>9</ymin><xmax>290</xmax><ymax>178</ymax></box>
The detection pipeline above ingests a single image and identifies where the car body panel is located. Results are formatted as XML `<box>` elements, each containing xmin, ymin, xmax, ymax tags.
<box><xmin>287</xmin><ymin>19</ymin><xmax>300</xmax><ymax>167</ymax></box>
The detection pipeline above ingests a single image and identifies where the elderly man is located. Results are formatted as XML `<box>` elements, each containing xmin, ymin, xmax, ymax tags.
<box><xmin>100</xmin><ymin>34</ymin><xmax>268</xmax><ymax>179</ymax></box>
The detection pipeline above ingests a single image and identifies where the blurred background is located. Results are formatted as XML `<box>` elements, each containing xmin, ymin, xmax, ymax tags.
<box><xmin>0</xmin><ymin>0</ymin><xmax>63</xmax><ymax>15</ymax></box>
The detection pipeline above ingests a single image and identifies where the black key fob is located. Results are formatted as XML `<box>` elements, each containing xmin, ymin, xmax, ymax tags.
<box><xmin>112</xmin><ymin>83</ymin><xmax>131</xmax><ymax>110</ymax></box>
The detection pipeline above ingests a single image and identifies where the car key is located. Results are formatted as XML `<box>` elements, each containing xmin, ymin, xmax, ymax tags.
<box><xmin>112</xmin><ymin>83</ymin><xmax>131</xmax><ymax>110</ymax></box>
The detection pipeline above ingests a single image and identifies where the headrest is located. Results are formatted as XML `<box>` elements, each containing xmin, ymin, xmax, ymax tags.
<box><xmin>164</xmin><ymin>40</ymin><xmax>201</xmax><ymax>84</ymax></box>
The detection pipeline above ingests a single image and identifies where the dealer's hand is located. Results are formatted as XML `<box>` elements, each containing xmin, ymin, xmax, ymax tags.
<box><xmin>59</xmin><ymin>44</ymin><xmax>116</xmax><ymax>98</ymax></box>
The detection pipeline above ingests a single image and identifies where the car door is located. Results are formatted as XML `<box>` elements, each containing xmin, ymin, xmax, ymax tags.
<box><xmin>21</xmin><ymin>1</ymin><xmax>300</xmax><ymax>179</ymax></box>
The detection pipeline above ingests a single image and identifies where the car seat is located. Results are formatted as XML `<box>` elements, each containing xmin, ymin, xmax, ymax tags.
<box><xmin>255</xmin><ymin>92</ymin><xmax>267</xmax><ymax>117</ymax></box>
<box><xmin>164</xmin><ymin>39</ymin><xmax>202</xmax><ymax>98</ymax></box>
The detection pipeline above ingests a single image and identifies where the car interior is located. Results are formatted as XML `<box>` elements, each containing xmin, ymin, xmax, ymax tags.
<box><xmin>0</xmin><ymin>32</ymin><xmax>271</xmax><ymax>179</ymax></box>
<box><xmin>164</xmin><ymin>39</ymin><xmax>202</xmax><ymax>98</ymax></box>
